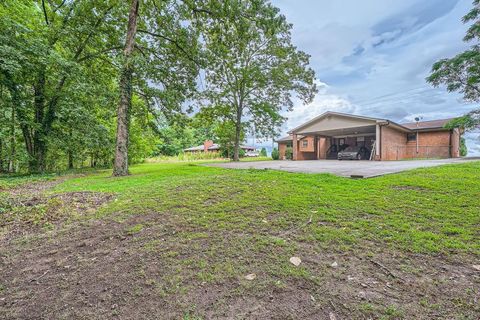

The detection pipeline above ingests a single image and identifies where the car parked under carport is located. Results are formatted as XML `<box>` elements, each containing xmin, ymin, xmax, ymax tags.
<box><xmin>338</xmin><ymin>146</ymin><xmax>370</xmax><ymax>160</ymax></box>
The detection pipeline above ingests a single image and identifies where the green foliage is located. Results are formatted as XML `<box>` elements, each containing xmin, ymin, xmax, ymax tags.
<box><xmin>259</xmin><ymin>148</ymin><xmax>267</xmax><ymax>157</ymax></box>
<box><xmin>197</xmin><ymin>0</ymin><xmax>317</xmax><ymax>160</ymax></box>
<box><xmin>427</xmin><ymin>2</ymin><xmax>480</xmax><ymax>132</ymax></box>
<box><xmin>285</xmin><ymin>147</ymin><xmax>293</xmax><ymax>160</ymax></box>
<box><xmin>53</xmin><ymin>161</ymin><xmax>480</xmax><ymax>255</ymax></box>
<box><xmin>221</xmin><ymin>147</ymin><xmax>245</xmax><ymax>159</ymax></box>
<box><xmin>148</xmin><ymin>152</ymin><xmax>222</xmax><ymax>162</ymax></box>
<box><xmin>0</xmin><ymin>0</ymin><xmax>207</xmax><ymax>173</ymax></box>
<box><xmin>214</xmin><ymin>120</ymin><xmax>246</xmax><ymax>157</ymax></box>
<box><xmin>460</xmin><ymin>137</ymin><xmax>468</xmax><ymax>156</ymax></box>
<box><xmin>271</xmin><ymin>148</ymin><xmax>279</xmax><ymax>160</ymax></box>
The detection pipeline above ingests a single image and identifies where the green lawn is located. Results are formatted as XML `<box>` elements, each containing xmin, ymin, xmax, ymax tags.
<box><xmin>53</xmin><ymin>161</ymin><xmax>480</xmax><ymax>254</ymax></box>
<box><xmin>1</xmin><ymin>161</ymin><xmax>479</xmax><ymax>319</ymax></box>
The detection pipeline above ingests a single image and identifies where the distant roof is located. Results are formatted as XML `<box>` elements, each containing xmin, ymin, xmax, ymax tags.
<box><xmin>276</xmin><ymin>135</ymin><xmax>293</xmax><ymax>142</ymax></box>
<box><xmin>184</xmin><ymin>143</ymin><xmax>256</xmax><ymax>151</ymax></box>
<box><xmin>401</xmin><ymin>118</ymin><xmax>454</xmax><ymax>130</ymax></box>
<box><xmin>276</xmin><ymin>135</ymin><xmax>307</xmax><ymax>142</ymax></box>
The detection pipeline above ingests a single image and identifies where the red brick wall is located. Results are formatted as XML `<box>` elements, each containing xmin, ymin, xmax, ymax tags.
<box><xmin>382</xmin><ymin>128</ymin><xmax>454</xmax><ymax>160</ymax></box>
<box><xmin>278</xmin><ymin>143</ymin><xmax>287</xmax><ymax>160</ymax></box>
<box><xmin>299</xmin><ymin>136</ymin><xmax>315</xmax><ymax>152</ymax></box>
<box><xmin>381</xmin><ymin>126</ymin><xmax>408</xmax><ymax>160</ymax></box>
<box><xmin>418</xmin><ymin>131</ymin><xmax>450</xmax><ymax>146</ymax></box>
<box><xmin>296</xmin><ymin>136</ymin><xmax>316</xmax><ymax>160</ymax></box>
<box><xmin>417</xmin><ymin>131</ymin><xmax>451</xmax><ymax>158</ymax></box>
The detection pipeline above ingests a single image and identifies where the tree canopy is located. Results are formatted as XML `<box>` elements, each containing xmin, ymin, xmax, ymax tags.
<box><xmin>427</xmin><ymin>0</ymin><xmax>480</xmax><ymax>131</ymax></box>
<box><xmin>198</xmin><ymin>0</ymin><xmax>317</xmax><ymax>160</ymax></box>
<box><xmin>0</xmin><ymin>0</ymin><xmax>317</xmax><ymax>173</ymax></box>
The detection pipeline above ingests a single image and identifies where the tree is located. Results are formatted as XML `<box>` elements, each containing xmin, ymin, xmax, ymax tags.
<box><xmin>427</xmin><ymin>0</ymin><xmax>480</xmax><ymax>131</ymax></box>
<box><xmin>259</xmin><ymin>147</ymin><xmax>267</xmax><ymax>157</ymax></box>
<box><xmin>0</xmin><ymin>1</ymin><xmax>126</xmax><ymax>172</ymax></box>
<box><xmin>113</xmin><ymin>0</ymin><xmax>139</xmax><ymax>176</ymax></box>
<box><xmin>199</xmin><ymin>0</ymin><xmax>317</xmax><ymax>161</ymax></box>
<box><xmin>1</xmin><ymin>1</ymin><xmax>202</xmax><ymax>174</ymax></box>
<box><xmin>271</xmin><ymin>148</ymin><xmax>279</xmax><ymax>160</ymax></box>
<box><xmin>112</xmin><ymin>0</ymin><xmax>203</xmax><ymax>175</ymax></box>
<box><xmin>215</xmin><ymin>120</ymin><xmax>245</xmax><ymax>159</ymax></box>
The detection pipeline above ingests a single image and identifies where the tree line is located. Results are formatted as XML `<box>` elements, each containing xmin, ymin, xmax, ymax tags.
<box><xmin>0</xmin><ymin>0</ymin><xmax>317</xmax><ymax>175</ymax></box>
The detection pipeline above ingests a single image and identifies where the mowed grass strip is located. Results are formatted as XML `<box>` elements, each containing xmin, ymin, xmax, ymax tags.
<box><xmin>51</xmin><ymin>161</ymin><xmax>480</xmax><ymax>255</ymax></box>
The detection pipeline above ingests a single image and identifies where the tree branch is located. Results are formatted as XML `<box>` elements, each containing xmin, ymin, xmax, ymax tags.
<box><xmin>41</xmin><ymin>0</ymin><xmax>49</xmax><ymax>25</ymax></box>
<box><xmin>77</xmin><ymin>46</ymin><xmax>123</xmax><ymax>63</ymax></box>
<box><xmin>137</xmin><ymin>29</ymin><xmax>201</xmax><ymax>67</ymax></box>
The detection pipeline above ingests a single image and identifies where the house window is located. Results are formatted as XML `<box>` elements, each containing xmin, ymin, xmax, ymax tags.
<box><xmin>339</xmin><ymin>138</ymin><xmax>345</xmax><ymax>145</ymax></box>
<box><xmin>407</xmin><ymin>133</ymin><xmax>417</xmax><ymax>142</ymax></box>
<box><xmin>302</xmin><ymin>140</ymin><xmax>308</xmax><ymax>147</ymax></box>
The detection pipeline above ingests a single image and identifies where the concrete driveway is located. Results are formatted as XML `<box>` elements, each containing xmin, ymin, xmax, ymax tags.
<box><xmin>206</xmin><ymin>158</ymin><xmax>477</xmax><ymax>178</ymax></box>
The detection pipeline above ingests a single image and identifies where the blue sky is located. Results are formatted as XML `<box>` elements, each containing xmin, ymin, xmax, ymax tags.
<box><xmin>265</xmin><ymin>0</ymin><xmax>480</xmax><ymax>154</ymax></box>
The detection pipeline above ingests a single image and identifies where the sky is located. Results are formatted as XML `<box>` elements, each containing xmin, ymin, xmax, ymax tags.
<box><xmin>253</xmin><ymin>0</ymin><xmax>479</xmax><ymax>154</ymax></box>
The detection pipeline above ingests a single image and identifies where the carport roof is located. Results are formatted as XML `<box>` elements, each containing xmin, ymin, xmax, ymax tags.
<box><xmin>288</xmin><ymin>111</ymin><xmax>411</xmax><ymax>135</ymax></box>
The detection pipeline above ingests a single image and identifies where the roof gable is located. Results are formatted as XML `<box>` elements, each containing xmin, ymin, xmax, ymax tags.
<box><xmin>290</xmin><ymin>112</ymin><xmax>383</xmax><ymax>134</ymax></box>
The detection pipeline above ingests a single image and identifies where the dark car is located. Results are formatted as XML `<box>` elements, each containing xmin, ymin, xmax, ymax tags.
<box><xmin>338</xmin><ymin>146</ymin><xmax>370</xmax><ymax>160</ymax></box>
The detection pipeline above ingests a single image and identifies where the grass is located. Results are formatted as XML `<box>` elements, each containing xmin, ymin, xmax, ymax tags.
<box><xmin>50</xmin><ymin>161</ymin><xmax>480</xmax><ymax>254</ymax></box>
<box><xmin>1</xmin><ymin>160</ymin><xmax>480</xmax><ymax>318</ymax></box>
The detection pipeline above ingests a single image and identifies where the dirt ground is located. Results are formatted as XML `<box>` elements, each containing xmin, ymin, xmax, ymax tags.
<box><xmin>0</xmin><ymin>179</ymin><xmax>479</xmax><ymax>319</ymax></box>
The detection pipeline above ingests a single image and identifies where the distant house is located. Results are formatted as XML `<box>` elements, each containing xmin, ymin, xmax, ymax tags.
<box><xmin>184</xmin><ymin>140</ymin><xmax>256</xmax><ymax>153</ymax></box>
<box><xmin>276</xmin><ymin>111</ymin><xmax>463</xmax><ymax>161</ymax></box>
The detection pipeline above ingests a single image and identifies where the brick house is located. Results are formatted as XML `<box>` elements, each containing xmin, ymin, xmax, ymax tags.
<box><xmin>277</xmin><ymin>112</ymin><xmax>463</xmax><ymax>161</ymax></box>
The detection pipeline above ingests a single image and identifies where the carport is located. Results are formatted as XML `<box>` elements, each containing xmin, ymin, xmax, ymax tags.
<box><xmin>289</xmin><ymin>112</ymin><xmax>386</xmax><ymax>161</ymax></box>
<box><xmin>277</xmin><ymin>111</ymin><xmax>412</xmax><ymax>161</ymax></box>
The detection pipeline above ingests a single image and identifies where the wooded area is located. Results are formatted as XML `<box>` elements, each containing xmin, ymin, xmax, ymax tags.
<box><xmin>0</xmin><ymin>0</ymin><xmax>316</xmax><ymax>174</ymax></box>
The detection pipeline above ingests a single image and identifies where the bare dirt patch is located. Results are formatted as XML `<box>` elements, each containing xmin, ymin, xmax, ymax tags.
<box><xmin>0</xmin><ymin>176</ymin><xmax>113</xmax><ymax>242</ymax></box>
<box><xmin>0</xmin><ymin>210</ymin><xmax>478</xmax><ymax>319</ymax></box>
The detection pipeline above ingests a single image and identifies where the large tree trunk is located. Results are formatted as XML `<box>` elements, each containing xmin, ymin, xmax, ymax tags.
<box><xmin>233</xmin><ymin>106</ymin><xmax>242</xmax><ymax>162</ymax></box>
<box><xmin>32</xmin><ymin>72</ymin><xmax>47</xmax><ymax>172</ymax></box>
<box><xmin>113</xmin><ymin>0</ymin><xmax>139</xmax><ymax>177</ymax></box>
<box><xmin>68</xmin><ymin>152</ymin><xmax>74</xmax><ymax>170</ymax></box>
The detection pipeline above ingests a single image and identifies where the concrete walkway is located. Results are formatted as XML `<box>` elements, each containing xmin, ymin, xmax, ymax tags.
<box><xmin>206</xmin><ymin>158</ymin><xmax>478</xmax><ymax>178</ymax></box>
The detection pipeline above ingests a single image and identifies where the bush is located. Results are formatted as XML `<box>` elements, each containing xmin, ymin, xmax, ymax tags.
<box><xmin>460</xmin><ymin>137</ymin><xmax>468</xmax><ymax>156</ymax></box>
<box><xmin>147</xmin><ymin>151</ymin><xmax>222</xmax><ymax>162</ymax></box>
<box><xmin>271</xmin><ymin>148</ymin><xmax>279</xmax><ymax>160</ymax></box>
<box><xmin>285</xmin><ymin>147</ymin><xmax>293</xmax><ymax>160</ymax></box>
<box><xmin>260</xmin><ymin>147</ymin><xmax>267</xmax><ymax>157</ymax></box>
<box><xmin>220</xmin><ymin>147</ymin><xmax>245</xmax><ymax>159</ymax></box>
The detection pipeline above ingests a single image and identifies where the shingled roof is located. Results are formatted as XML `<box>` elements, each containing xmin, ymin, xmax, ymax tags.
<box><xmin>401</xmin><ymin>118</ymin><xmax>454</xmax><ymax>130</ymax></box>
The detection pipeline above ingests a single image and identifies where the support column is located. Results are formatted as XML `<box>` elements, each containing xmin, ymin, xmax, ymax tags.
<box><xmin>293</xmin><ymin>134</ymin><xmax>298</xmax><ymax>161</ymax></box>
<box><xmin>375</xmin><ymin>124</ymin><xmax>381</xmax><ymax>160</ymax></box>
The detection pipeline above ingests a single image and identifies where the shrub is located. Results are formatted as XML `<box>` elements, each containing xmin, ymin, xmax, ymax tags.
<box><xmin>271</xmin><ymin>148</ymin><xmax>279</xmax><ymax>160</ymax></box>
<box><xmin>285</xmin><ymin>147</ymin><xmax>293</xmax><ymax>160</ymax></box>
<box><xmin>147</xmin><ymin>151</ymin><xmax>223</xmax><ymax>162</ymax></box>
<box><xmin>220</xmin><ymin>147</ymin><xmax>245</xmax><ymax>159</ymax></box>
<box><xmin>460</xmin><ymin>137</ymin><xmax>468</xmax><ymax>156</ymax></box>
<box><xmin>260</xmin><ymin>147</ymin><xmax>267</xmax><ymax>157</ymax></box>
